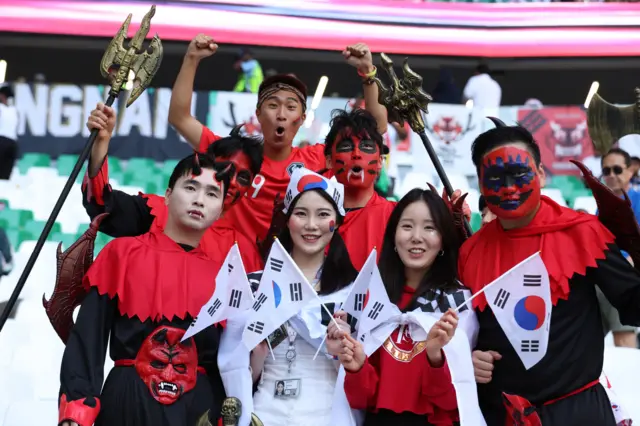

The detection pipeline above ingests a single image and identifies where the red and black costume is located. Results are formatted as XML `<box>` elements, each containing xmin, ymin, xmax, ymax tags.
<box><xmin>459</xmin><ymin>195</ymin><xmax>640</xmax><ymax>425</ymax></box>
<box><xmin>81</xmin><ymin>158</ymin><xmax>263</xmax><ymax>271</ymax></box>
<box><xmin>344</xmin><ymin>286</ymin><xmax>459</xmax><ymax>426</ymax></box>
<box><xmin>58</xmin><ymin>230</ymin><xmax>225</xmax><ymax>426</ymax></box>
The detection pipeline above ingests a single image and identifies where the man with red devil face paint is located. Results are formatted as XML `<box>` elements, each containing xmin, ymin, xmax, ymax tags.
<box><xmin>81</xmin><ymin>103</ymin><xmax>263</xmax><ymax>272</ymax></box>
<box><xmin>458</xmin><ymin>118</ymin><xmax>640</xmax><ymax>426</ymax></box>
<box><xmin>58</xmin><ymin>153</ymin><xmax>233</xmax><ymax>426</ymax></box>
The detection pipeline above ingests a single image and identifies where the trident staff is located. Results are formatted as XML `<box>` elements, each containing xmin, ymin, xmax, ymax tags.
<box><xmin>0</xmin><ymin>5</ymin><xmax>163</xmax><ymax>334</ymax></box>
<box><xmin>371</xmin><ymin>53</ymin><xmax>473</xmax><ymax>236</ymax></box>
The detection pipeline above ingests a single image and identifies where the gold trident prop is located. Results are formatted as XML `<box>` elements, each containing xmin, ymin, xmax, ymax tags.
<box><xmin>371</xmin><ymin>53</ymin><xmax>472</xmax><ymax>235</ymax></box>
<box><xmin>0</xmin><ymin>5</ymin><xmax>164</xmax><ymax>334</ymax></box>
<box><xmin>587</xmin><ymin>88</ymin><xmax>640</xmax><ymax>155</ymax></box>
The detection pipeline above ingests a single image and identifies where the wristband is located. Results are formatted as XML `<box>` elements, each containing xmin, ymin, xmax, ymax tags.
<box><xmin>357</xmin><ymin>66</ymin><xmax>377</xmax><ymax>79</ymax></box>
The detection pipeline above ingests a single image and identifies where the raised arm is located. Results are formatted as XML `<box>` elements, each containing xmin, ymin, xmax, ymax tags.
<box><xmin>343</xmin><ymin>43</ymin><xmax>388</xmax><ymax>135</ymax></box>
<box><xmin>59</xmin><ymin>287</ymin><xmax>115</xmax><ymax>426</ymax></box>
<box><xmin>169</xmin><ymin>34</ymin><xmax>219</xmax><ymax>150</ymax></box>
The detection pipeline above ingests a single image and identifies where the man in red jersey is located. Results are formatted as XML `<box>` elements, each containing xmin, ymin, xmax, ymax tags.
<box><xmin>81</xmin><ymin>103</ymin><xmax>263</xmax><ymax>272</ymax></box>
<box><xmin>168</xmin><ymin>34</ymin><xmax>388</xmax><ymax>246</ymax></box>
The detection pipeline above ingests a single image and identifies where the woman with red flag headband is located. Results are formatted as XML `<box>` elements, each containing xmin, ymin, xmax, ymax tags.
<box><xmin>459</xmin><ymin>118</ymin><xmax>640</xmax><ymax>426</ymax></box>
<box><xmin>58</xmin><ymin>153</ymin><xmax>232</xmax><ymax>426</ymax></box>
<box><xmin>81</xmin><ymin>103</ymin><xmax>263</xmax><ymax>272</ymax></box>
<box><xmin>168</xmin><ymin>35</ymin><xmax>388</xmax><ymax>249</ymax></box>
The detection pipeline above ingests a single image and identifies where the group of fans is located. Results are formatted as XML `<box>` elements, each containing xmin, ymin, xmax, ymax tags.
<box><xmin>50</xmin><ymin>34</ymin><xmax>640</xmax><ymax>426</ymax></box>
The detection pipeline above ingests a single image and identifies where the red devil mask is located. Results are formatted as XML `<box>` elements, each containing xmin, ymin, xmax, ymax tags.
<box><xmin>480</xmin><ymin>146</ymin><xmax>541</xmax><ymax>219</ymax></box>
<box><xmin>134</xmin><ymin>326</ymin><xmax>199</xmax><ymax>405</ymax></box>
<box><xmin>330</xmin><ymin>129</ymin><xmax>381</xmax><ymax>190</ymax></box>
<box><xmin>221</xmin><ymin>151</ymin><xmax>254</xmax><ymax>210</ymax></box>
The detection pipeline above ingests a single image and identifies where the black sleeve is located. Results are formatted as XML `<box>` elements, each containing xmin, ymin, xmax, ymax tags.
<box><xmin>59</xmin><ymin>287</ymin><xmax>115</xmax><ymax>406</ymax></box>
<box><xmin>595</xmin><ymin>243</ymin><xmax>640</xmax><ymax>326</ymax></box>
<box><xmin>82</xmin><ymin>184</ymin><xmax>154</xmax><ymax>238</ymax></box>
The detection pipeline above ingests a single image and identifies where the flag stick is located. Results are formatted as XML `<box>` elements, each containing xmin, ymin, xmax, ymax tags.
<box><xmin>313</xmin><ymin>334</ymin><xmax>328</xmax><ymax>361</ymax></box>
<box><xmin>266</xmin><ymin>338</ymin><xmax>276</xmax><ymax>361</ymax></box>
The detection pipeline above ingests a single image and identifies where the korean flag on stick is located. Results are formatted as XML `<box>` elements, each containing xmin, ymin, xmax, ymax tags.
<box><xmin>242</xmin><ymin>238</ymin><xmax>317</xmax><ymax>351</ymax></box>
<box><xmin>484</xmin><ymin>252</ymin><xmax>551</xmax><ymax>370</ymax></box>
<box><xmin>182</xmin><ymin>244</ymin><xmax>253</xmax><ymax>341</ymax></box>
<box><xmin>342</xmin><ymin>249</ymin><xmax>377</xmax><ymax>329</ymax></box>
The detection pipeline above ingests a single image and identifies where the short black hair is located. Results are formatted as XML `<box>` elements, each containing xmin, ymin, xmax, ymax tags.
<box><xmin>471</xmin><ymin>124</ymin><xmax>542</xmax><ymax>175</ymax></box>
<box><xmin>478</xmin><ymin>195</ymin><xmax>487</xmax><ymax>212</ymax></box>
<box><xmin>324</xmin><ymin>108</ymin><xmax>388</xmax><ymax>156</ymax></box>
<box><xmin>206</xmin><ymin>135</ymin><xmax>263</xmax><ymax>176</ymax></box>
<box><xmin>0</xmin><ymin>85</ymin><xmax>14</xmax><ymax>99</ymax></box>
<box><xmin>167</xmin><ymin>153</ymin><xmax>233</xmax><ymax>198</ymax></box>
<box><xmin>602</xmin><ymin>147</ymin><xmax>631</xmax><ymax>168</ymax></box>
<box><xmin>631</xmin><ymin>156</ymin><xmax>640</xmax><ymax>164</ymax></box>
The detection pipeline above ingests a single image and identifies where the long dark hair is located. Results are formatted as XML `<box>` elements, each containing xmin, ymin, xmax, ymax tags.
<box><xmin>379</xmin><ymin>188</ymin><xmax>461</xmax><ymax>311</ymax></box>
<box><xmin>278</xmin><ymin>189</ymin><xmax>357</xmax><ymax>295</ymax></box>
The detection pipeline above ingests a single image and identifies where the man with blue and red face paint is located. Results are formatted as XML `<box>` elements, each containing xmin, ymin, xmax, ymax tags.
<box><xmin>457</xmin><ymin>118</ymin><xmax>640</xmax><ymax>426</ymax></box>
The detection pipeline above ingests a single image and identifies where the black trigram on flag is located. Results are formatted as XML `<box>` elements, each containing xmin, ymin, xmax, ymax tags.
<box><xmin>367</xmin><ymin>301</ymin><xmax>384</xmax><ymax>320</ymax></box>
<box><xmin>285</xmin><ymin>189</ymin><xmax>293</xmax><ymax>205</ymax></box>
<box><xmin>228</xmin><ymin>263</ymin><xmax>234</xmax><ymax>274</ymax></box>
<box><xmin>248</xmin><ymin>321</ymin><xmax>265</xmax><ymax>334</ymax></box>
<box><xmin>207</xmin><ymin>299</ymin><xmax>222</xmax><ymax>316</ymax></box>
<box><xmin>493</xmin><ymin>289</ymin><xmax>510</xmax><ymax>309</ymax></box>
<box><xmin>229</xmin><ymin>289</ymin><xmax>242</xmax><ymax>308</ymax></box>
<box><xmin>354</xmin><ymin>293</ymin><xmax>365</xmax><ymax>311</ymax></box>
<box><xmin>523</xmin><ymin>274</ymin><xmax>542</xmax><ymax>287</ymax></box>
<box><xmin>521</xmin><ymin>340</ymin><xmax>540</xmax><ymax>352</ymax></box>
<box><xmin>252</xmin><ymin>293</ymin><xmax>268</xmax><ymax>311</ymax></box>
<box><xmin>270</xmin><ymin>258</ymin><xmax>284</xmax><ymax>272</ymax></box>
<box><xmin>332</xmin><ymin>188</ymin><xmax>341</xmax><ymax>206</ymax></box>
<box><xmin>290</xmin><ymin>282</ymin><xmax>303</xmax><ymax>302</ymax></box>
<box><xmin>190</xmin><ymin>317</ymin><xmax>198</xmax><ymax>328</ymax></box>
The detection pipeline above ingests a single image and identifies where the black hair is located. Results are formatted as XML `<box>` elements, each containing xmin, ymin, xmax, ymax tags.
<box><xmin>276</xmin><ymin>381</ymin><xmax>284</xmax><ymax>387</ymax></box>
<box><xmin>0</xmin><ymin>85</ymin><xmax>14</xmax><ymax>99</ymax></box>
<box><xmin>258</xmin><ymin>74</ymin><xmax>308</xmax><ymax>100</ymax></box>
<box><xmin>167</xmin><ymin>153</ymin><xmax>233</xmax><ymax>198</ymax></box>
<box><xmin>632</xmin><ymin>156</ymin><xmax>640</xmax><ymax>164</ymax></box>
<box><xmin>205</xmin><ymin>130</ymin><xmax>264</xmax><ymax>176</ymax></box>
<box><xmin>478</xmin><ymin>195</ymin><xmax>487</xmax><ymax>212</ymax></box>
<box><xmin>324</xmin><ymin>108</ymin><xmax>386</xmax><ymax>156</ymax></box>
<box><xmin>602</xmin><ymin>147</ymin><xmax>631</xmax><ymax>168</ymax></box>
<box><xmin>277</xmin><ymin>189</ymin><xmax>358</xmax><ymax>295</ymax></box>
<box><xmin>471</xmin><ymin>118</ymin><xmax>542</xmax><ymax>175</ymax></box>
<box><xmin>378</xmin><ymin>188</ymin><xmax>462</xmax><ymax>311</ymax></box>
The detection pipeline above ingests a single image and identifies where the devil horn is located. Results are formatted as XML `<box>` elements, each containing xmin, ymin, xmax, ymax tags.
<box><xmin>230</xmin><ymin>123</ymin><xmax>245</xmax><ymax>137</ymax></box>
<box><xmin>487</xmin><ymin>117</ymin><xmax>507</xmax><ymax>127</ymax></box>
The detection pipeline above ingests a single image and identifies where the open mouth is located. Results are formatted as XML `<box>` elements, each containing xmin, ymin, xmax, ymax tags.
<box><xmin>157</xmin><ymin>381</ymin><xmax>178</xmax><ymax>396</ymax></box>
<box><xmin>347</xmin><ymin>166</ymin><xmax>364</xmax><ymax>183</ymax></box>
<box><xmin>302</xmin><ymin>234</ymin><xmax>320</xmax><ymax>243</ymax></box>
<box><xmin>188</xmin><ymin>210</ymin><xmax>204</xmax><ymax>219</ymax></box>
<box><xmin>408</xmin><ymin>248</ymin><xmax>425</xmax><ymax>256</ymax></box>
<box><xmin>275</xmin><ymin>126</ymin><xmax>285</xmax><ymax>137</ymax></box>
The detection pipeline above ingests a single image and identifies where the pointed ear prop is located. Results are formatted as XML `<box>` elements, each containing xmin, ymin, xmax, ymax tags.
<box><xmin>487</xmin><ymin>117</ymin><xmax>507</xmax><ymax>128</ymax></box>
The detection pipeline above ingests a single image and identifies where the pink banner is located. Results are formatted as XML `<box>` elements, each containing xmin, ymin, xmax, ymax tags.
<box><xmin>3</xmin><ymin>1</ymin><xmax>640</xmax><ymax>57</ymax></box>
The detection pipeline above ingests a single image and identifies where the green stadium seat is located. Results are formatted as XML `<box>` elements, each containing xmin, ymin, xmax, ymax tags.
<box><xmin>108</xmin><ymin>157</ymin><xmax>123</xmax><ymax>174</ymax></box>
<box><xmin>144</xmin><ymin>174</ymin><xmax>169</xmax><ymax>195</ymax></box>
<box><xmin>471</xmin><ymin>212</ymin><xmax>482</xmax><ymax>232</ymax></box>
<box><xmin>22</xmin><ymin>220</ymin><xmax>62</xmax><ymax>239</ymax></box>
<box><xmin>0</xmin><ymin>199</ymin><xmax>8</xmax><ymax>209</ymax></box>
<box><xmin>0</xmin><ymin>209</ymin><xmax>34</xmax><ymax>229</ymax></box>
<box><xmin>127</xmin><ymin>158</ymin><xmax>156</xmax><ymax>172</ymax></box>
<box><xmin>161</xmin><ymin>160</ymin><xmax>179</xmax><ymax>176</ymax></box>
<box><xmin>5</xmin><ymin>229</ymin><xmax>20</xmax><ymax>250</ymax></box>
<box><xmin>50</xmin><ymin>232</ymin><xmax>80</xmax><ymax>250</ymax></box>
<box><xmin>56</xmin><ymin>155</ymin><xmax>79</xmax><ymax>177</ymax></box>
<box><xmin>18</xmin><ymin>153</ymin><xmax>51</xmax><ymax>174</ymax></box>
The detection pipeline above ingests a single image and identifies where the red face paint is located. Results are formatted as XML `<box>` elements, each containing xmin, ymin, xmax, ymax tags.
<box><xmin>480</xmin><ymin>146</ymin><xmax>541</xmax><ymax>219</ymax></box>
<box><xmin>329</xmin><ymin>220</ymin><xmax>335</xmax><ymax>232</ymax></box>
<box><xmin>330</xmin><ymin>129</ymin><xmax>380</xmax><ymax>189</ymax></box>
<box><xmin>217</xmin><ymin>151</ymin><xmax>254</xmax><ymax>211</ymax></box>
<box><xmin>134</xmin><ymin>326</ymin><xmax>199</xmax><ymax>405</ymax></box>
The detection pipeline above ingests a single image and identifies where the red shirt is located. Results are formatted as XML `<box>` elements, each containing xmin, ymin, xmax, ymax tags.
<box><xmin>344</xmin><ymin>286</ymin><xmax>459</xmax><ymax>425</ymax></box>
<box><xmin>340</xmin><ymin>193</ymin><xmax>396</xmax><ymax>270</ymax></box>
<box><xmin>199</xmin><ymin>126</ymin><xmax>327</xmax><ymax>244</ymax></box>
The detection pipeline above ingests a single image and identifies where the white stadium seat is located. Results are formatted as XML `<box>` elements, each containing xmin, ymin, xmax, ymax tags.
<box><xmin>573</xmin><ymin>196</ymin><xmax>598</xmax><ymax>215</ymax></box>
<box><xmin>541</xmin><ymin>188</ymin><xmax>567</xmax><ymax>206</ymax></box>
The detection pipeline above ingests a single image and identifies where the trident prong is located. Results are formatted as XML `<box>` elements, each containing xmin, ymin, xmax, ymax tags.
<box><xmin>371</xmin><ymin>53</ymin><xmax>433</xmax><ymax>133</ymax></box>
<box><xmin>99</xmin><ymin>5</ymin><xmax>163</xmax><ymax>107</ymax></box>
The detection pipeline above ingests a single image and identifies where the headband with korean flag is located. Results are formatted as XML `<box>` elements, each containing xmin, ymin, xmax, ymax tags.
<box><xmin>283</xmin><ymin>167</ymin><xmax>346</xmax><ymax>217</ymax></box>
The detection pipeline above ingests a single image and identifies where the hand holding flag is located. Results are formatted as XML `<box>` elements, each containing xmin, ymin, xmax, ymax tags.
<box><xmin>336</xmin><ymin>333</ymin><xmax>366</xmax><ymax>373</ymax></box>
<box><xmin>425</xmin><ymin>309</ymin><xmax>459</xmax><ymax>364</ymax></box>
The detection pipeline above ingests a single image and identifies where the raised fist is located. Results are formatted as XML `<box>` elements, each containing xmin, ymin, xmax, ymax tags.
<box><xmin>186</xmin><ymin>33</ymin><xmax>218</xmax><ymax>60</ymax></box>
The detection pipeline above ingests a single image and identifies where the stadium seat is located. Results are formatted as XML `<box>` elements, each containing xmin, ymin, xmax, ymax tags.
<box><xmin>126</xmin><ymin>157</ymin><xmax>157</xmax><ymax>173</ymax></box>
<box><xmin>108</xmin><ymin>156</ymin><xmax>124</xmax><ymax>174</ymax></box>
<box><xmin>56</xmin><ymin>154</ymin><xmax>79</xmax><ymax>176</ymax></box>
<box><xmin>573</xmin><ymin>196</ymin><xmax>597</xmax><ymax>215</ymax></box>
<box><xmin>17</xmin><ymin>153</ymin><xmax>51</xmax><ymax>175</ymax></box>
<box><xmin>162</xmin><ymin>159</ymin><xmax>179</xmax><ymax>176</ymax></box>
<box><xmin>50</xmin><ymin>232</ymin><xmax>80</xmax><ymax>250</ymax></box>
<box><xmin>541</xmin><ymin>189</ymin><xmax>567</xmax><ymax>207</ymax></box>
<box><xmin>471</xmin><ymin>212</ymin><xmax>482</xmax><ymax>232</ymax></box>
<box><xmin>0</xmin><ymin>209</ymin><xmax>34</xmax><ymax>229</ymax></box>
<box><xmin>22</xmin><ymin>220</ymin><xmax>62</xmax><ymax>239</ymax></box>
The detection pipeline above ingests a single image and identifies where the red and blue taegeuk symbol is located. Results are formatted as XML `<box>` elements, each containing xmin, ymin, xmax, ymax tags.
<box><xmin>297</xmin><ymin>174</ymin><xmax>328</xmax><ymax>192</ymax></box>
<box><xmin>513</xmin><ymin>296</ymin><xmax>546</xmax><ymax>330</ymax></box>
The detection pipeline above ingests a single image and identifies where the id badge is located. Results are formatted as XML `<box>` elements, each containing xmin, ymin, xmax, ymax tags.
<box><xmin>274</xmin><ymin>378</ymin><xmax>301</xmax><ymax>399</ymax></box>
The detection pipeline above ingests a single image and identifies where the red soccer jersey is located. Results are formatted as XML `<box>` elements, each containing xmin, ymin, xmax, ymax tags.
<box><xmin>340</xmin><ymin>193</ymin><xmax>396</xmax><ymax>270</ymax></box>
<box><xmin>344</xmin><ymin>286</ymin><xmax>459</xmax><ymax>425</ymax></box>
<box><xmin>199</xmin><ymin>126</ymin><xmax>327</xmax><ymax>244</ymax></box>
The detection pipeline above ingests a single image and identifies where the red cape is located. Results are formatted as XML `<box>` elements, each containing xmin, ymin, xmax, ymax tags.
<box><xmin>340</xmin><ymin>193</ymin><xmax>396</xmax><ymax>270</ymax></box>
<box><xmin>84</xmin><ymin>230</ymin><xmax>220</xmax><ymax>321</ymax></box>
<box><xmin>458</xmin><ymin>196</ymin><xmax>615</xmax><ymax>310</ymax></box>
<box><xmin>141</xmin><ymin>194</ymin><xmax>263</xmax><ymax>272</ymax></box>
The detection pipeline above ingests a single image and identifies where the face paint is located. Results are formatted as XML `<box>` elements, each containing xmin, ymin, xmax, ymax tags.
<box><xmin>134</xmin><ymin>326</ymin><xmax>199</xmax><ymax>405</ymax></box>
<box><xmin>329</xmin><ymin>220</ymin><xmax>335</xmax><ymax>232</ymax></box>
<box><xmin>331</xmin><ymin>129</ymin><xmax>380</xmax><ymax>189</ymax></box>
<box><xmin>218</xmin><ymin>151</ymin><xmax>254</xmax><ymax>210</ymax></box>
<box><xmin>480</xmin><ymin>146</ymin><xmax>541</xmax><ymax>219</ymax></box>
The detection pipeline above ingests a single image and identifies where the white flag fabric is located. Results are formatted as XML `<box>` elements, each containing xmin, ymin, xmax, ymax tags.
<box><xmin>182</xmin><ymin>244</ymin><xmax>253</xmax><ymax>341</ymax></box>
<box><xmin>354</xmin><ymin>258</ymin><xmax>396</xmax><ymax>343</ymax></box>
<box><xmin>484</xmin><ymin>252</ymin><xmax>552</xmax><ymax>370</ymax></box>
<box><xmin>599</xmin><ymin>372</ymin><xmax>633</xmax><ymax>425</ymax></box>
<box><xmin>242</xmin><ymin>239</ymin><xmax>317</xmax><ymax>351</ymax></box>
<box><xmin>342</xmin><ymin>249</ymin><xmax>377</xmax><ymax>326</ymax></box>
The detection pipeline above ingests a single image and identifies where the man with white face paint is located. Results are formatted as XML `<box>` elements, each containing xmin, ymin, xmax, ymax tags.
<box><xmin>58</xmin><ymin>153</ymin><xmax>234</xmax><ymax>426</ymax></box>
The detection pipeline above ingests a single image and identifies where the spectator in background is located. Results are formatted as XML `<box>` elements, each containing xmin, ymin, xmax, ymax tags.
<box><xmin>298</xmin><ymin>140</ymin><xmax>310</xmax><ymax>148</ymax></box>
<box><xmin>0</xmin><ymin>227</ymin><xmax>13</xmax><ymax>281</ymax></box>
<box><xmin>463</xmin><ymin>63</ymin><xmax>501</xmax><ymax>108</ymax></box>
<box><xmin>478</xmin><ymin>195</ymin><xmax>496</xmax><ymax>228</ymax></box>
<box><xmin>598</xmin><ymin>147</ymin><xmax>640</xmax><ymax>348</ymax></box>
<box><xmin>233</xmin><ymin>48</ymin><xmax>264</xmax><ymax>94</ymax></box>
<box><xmin>0</xmin><ymin>85</ymin><xmax>18</xmax><ymax>180</ymax></box>
<box><xmin>630</xmin><ymin>156</ymin><xmax>640</xmax><ymax>188</ymax></box>
<box><xmin>430</xmin><ymin>67</ymin><xmax>462</xmax><ymax>104</ymax></box>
